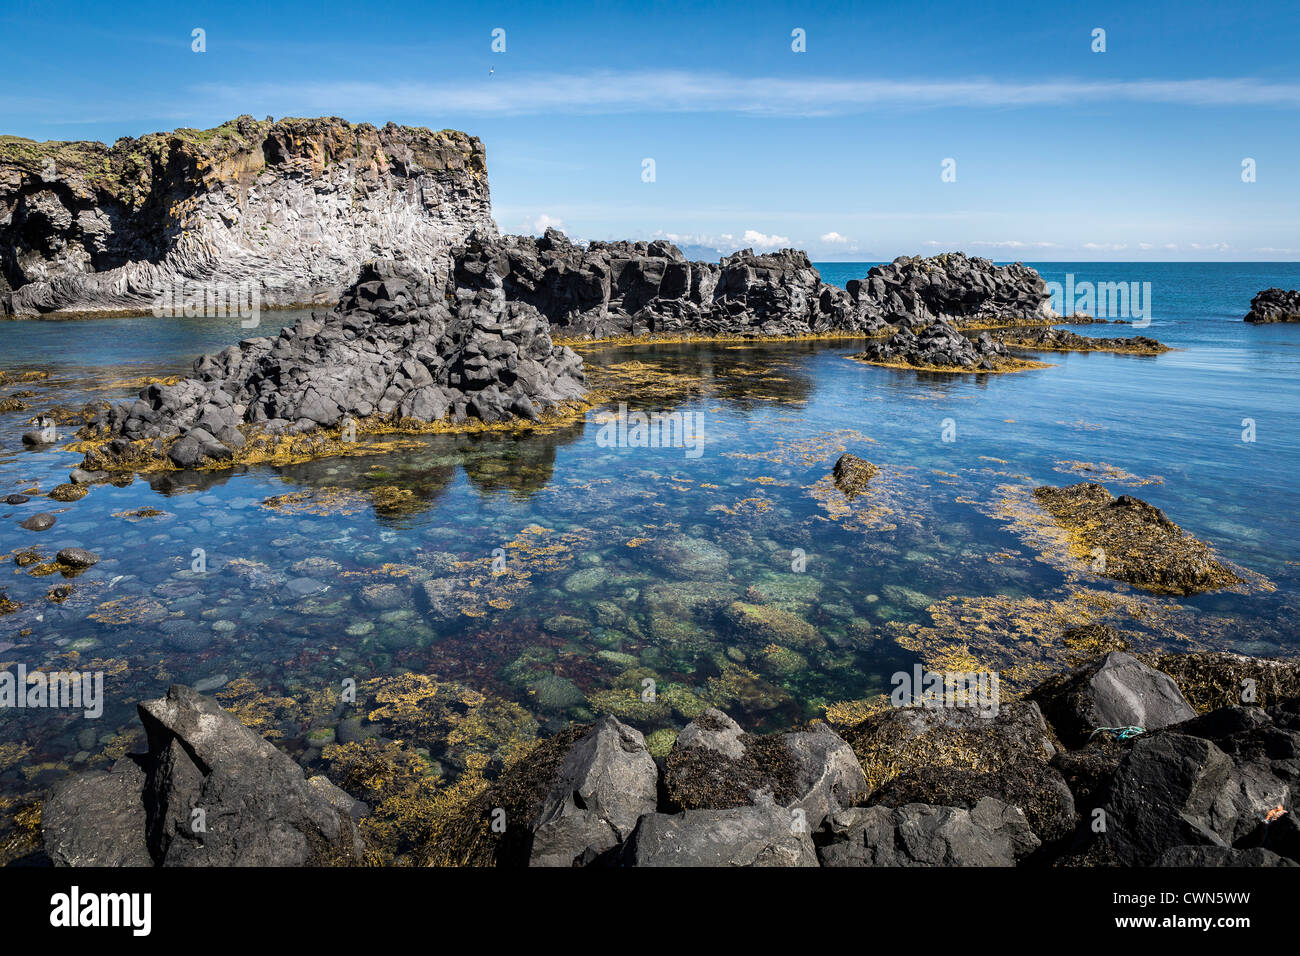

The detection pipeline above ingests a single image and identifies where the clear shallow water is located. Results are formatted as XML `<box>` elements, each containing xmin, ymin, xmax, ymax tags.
<box><xmin>1</xmin><ymin>263</ymin><xmax>1299</xmax><ymax>815</ymax></box>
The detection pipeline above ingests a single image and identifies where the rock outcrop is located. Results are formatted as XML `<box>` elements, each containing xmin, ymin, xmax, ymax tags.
<box><xmin>42</xmin><ymin>685</ymin><xmax>365</xmax><ymax>866</ymax></box>
<box><xmin>854</xmin><ymin>319</ymin><xmax>1035</xmax><ymax>372</ymax></box>
<box><xmin>996</xmin><ymin>325</ymin><xmax>1169</xmax><ymax>355</ymax></box>
<box><xmin>1</xmin><ymin>116</ymin><xmax>493</xmax><ymax>316</ymax></box>
<box><xmin>831</xmin><ymin>453</ymin><xmax>878</xmax><ymax>496</ymax></box>
<box><xmin>451</xmin><ymin>232</ymin><xmax>1058</xmax><ymax>341</ymax></box>
<box><xmin>1244</xmin><ymin>288</ymin><xmax>1300</xmax><ymax>324</ymax></box>
<box><xmin>77</xmin><ymin>259</ymin><xmax>586</xmax><ymax>469</ymax></box>
<box><xmin>1031</xmin><ymin>482</ymin><xmax>1243</xmax><ymax>595</ymax></box>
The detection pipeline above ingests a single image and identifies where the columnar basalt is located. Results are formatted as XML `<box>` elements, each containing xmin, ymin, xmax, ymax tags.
<box><xmin>1</xmin><ymin>116</ymin><xmax>493</xmax><ymax>316</ymax></box>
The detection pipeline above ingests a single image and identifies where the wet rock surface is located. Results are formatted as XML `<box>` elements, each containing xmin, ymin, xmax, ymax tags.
<box><xmin>1032</xmin><ymin>482</ymin><xmax>1243</xmax><ymax>595</ymax></box>
<box><xmin>1244</xmin><ymin>288</ymin><xmax>1300</xmax><ymax>323</ymax></box>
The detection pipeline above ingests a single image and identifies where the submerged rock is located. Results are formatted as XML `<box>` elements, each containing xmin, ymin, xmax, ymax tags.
<box><xmin>1031</xmin><ymin>482</ymin><xmax>1243</xmax><ymax>595</ymax></box>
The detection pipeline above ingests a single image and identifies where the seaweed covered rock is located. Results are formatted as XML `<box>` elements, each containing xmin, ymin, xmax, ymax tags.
<box><xmin>996</xmin><ymin>326</ymin><xmax>1169</xmax><ymax>355</ymax></box>
<box><xmin>42</xmin><ymin>685</ymin><xmax>364</xmax><ymax>866</ymax></box>
<box><xmin>853</xmin><ymin>320</ymin><xmax>1031</xmax><ymax>372</ymax></box>
<box><xmin>839</xmin><ymin>701</ymin><xmax>1073</xmax><ymax>844</ymax></box>
<box><xmin>1142</xmin><ymin>651</ymin><xmax>1300</xmax><ymax>713</ymax></box>
<box><xmin>831</xmin><ymin>452</ymin><xmax>878</xmax><ymax>496</ymax></box>
<box><xmin>1244</xmin><ymin>288</ymin><xmax>1300</xmax><ymax>323</ymax></box>
<box><xmin>1029</xmin><ymin>651</ymin><xmax>1196</xmax><ymax>748</ymax></box>
<box><xmin>817</xmin><ymin>798</ymin><xmax>1040</xmax><ymax>867</ymax></box>
<box><xmin>664</xmin><ymin>709</ymin><xmax>867</xmax><ymax>830</ymax></box>
<box><xmin>79</xmin><ymin>259</ymin><xmax>587</xmax><ymax>470</ymax></box>
<box><xmin>1031</xmin><ymin>482</ymin><xmax>1243</xmax><ymax>595</ymax></box>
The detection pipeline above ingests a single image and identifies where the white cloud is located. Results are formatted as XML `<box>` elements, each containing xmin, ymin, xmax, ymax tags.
<box><xmin>522</xmin><ymin>213</ymin><xmax>565</xmax><ymax>235</ymax></box>
<box><xmin>742</xmin><ymin>229</ymin><xmax>790</xmax><ymax>249</ymax></box>
<box><xmin>191</xmin><ymin>72</ymin><xmax>1300</xmax><ymax>119</ymax></box>
<box><xmin>819</xmin><ymin>231</ymin><xmax>850</xmax><ymax>244</ymax></box>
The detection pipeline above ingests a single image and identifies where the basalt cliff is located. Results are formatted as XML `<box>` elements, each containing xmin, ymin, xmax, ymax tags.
<box><xmin>0</xmin><ymin>115</ymin><xmax>493</xmax><ymax>316</ymax></box>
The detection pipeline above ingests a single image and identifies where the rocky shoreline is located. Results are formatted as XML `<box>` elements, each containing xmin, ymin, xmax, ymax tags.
<box><xmin>40</xmin><ymin>649</ymin><xmax>1300</xmax><ymax>867</ymax></box>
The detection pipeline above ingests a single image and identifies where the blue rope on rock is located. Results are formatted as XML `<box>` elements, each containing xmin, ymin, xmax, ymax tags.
<box><xmin>1090</xmin><ymin>725</ymin><xmax>1146</xmax><ymax>741</ymax></box>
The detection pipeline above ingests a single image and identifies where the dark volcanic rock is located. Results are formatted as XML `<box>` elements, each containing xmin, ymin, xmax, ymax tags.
<box><xmin>619</xmin><ymin>795</ymin><xmax>819</xmax><ymax>867</ymax></box>
<box><xmin>831</xmin><ymin>452</ymin><xmax>878</xmax><ymax>496</ymax></box>
<box><xmin>1244</xmin><ymin>288</ymin><xmax>1300</xmax><ymax>324</ymax></box>
<box><xmin>1032</xmin><ymin>482</ymin><xmax>1243</xmax><ymax>595</ymax></box>
<box><xmin>1099</xmin><ymin>733</ymin><xmax>1237</xmax><ymax>865</ymax></box>
<box><xmin>80</xmin><ymin>259</ymin><xmax>586</xmax><ymax>469</ymax></box>
<box><xmin>452</xmin><ymin>229</ymin><xmax>869</xmax><ymax>339</ymax></box>
<box><xmin>528</xmin><ymin>715</ymin><xmax>659</xmax><ymax>867</ymax></box>
<box><xmin>19</xmin><ymin>512</ymin><xmax>55</xmax><ymax>531</ymax></box>
<box><xmin>42</xmin><ymin>685</ymin><xmax>364</xmax><ymax>866</ymax></box>
<box><xmin>1155</xmin><ymin>845</ymin><xmax>1296</xmax><ymax>866</ymax></box>
<box><xmin>817</xmin><ymin>798</ymin><xmax>1040</xmax><ymax>867</ymax></box>
<box><xmin>854</xmin><ymin>319</ymin><xmax>1021</xmax><ymax>372</ymax></box>
<box><xmin>1029</xmin><ymin>651</ymin><xmax>1197</xmax><ymax>748</ymax></box>
<box><xmin>664</xmin><ymin>708</ymin><xmax>867</xmax><ymax>831</ymax></box>
<box><xmin>55</xmin><ymin>547</ymin><xmax>99</xmax><ymax>569</ymax></box>
<box><xmin>452</xmin><ymin>234</ymin><xmax>1055</xmax><ymax>341</ymax></box>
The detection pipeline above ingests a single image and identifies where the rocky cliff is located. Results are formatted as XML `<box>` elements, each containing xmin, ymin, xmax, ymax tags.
<box><xmin>0</xmin><ymin>115</ymin><xmax>493</xmax><ymax>315</ymax></box>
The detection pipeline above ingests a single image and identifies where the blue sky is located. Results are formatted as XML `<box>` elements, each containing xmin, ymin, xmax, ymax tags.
<box><xmin>3</xmin><ymin>0</ymin><xmax>1298</xmax><ymax>260</ymax></box>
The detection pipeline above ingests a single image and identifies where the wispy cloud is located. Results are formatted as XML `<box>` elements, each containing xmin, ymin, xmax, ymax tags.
<box><xmin>192</xmin><ymin>72</ymin><xmax>1300</xmax><ymax>117</ymax></box>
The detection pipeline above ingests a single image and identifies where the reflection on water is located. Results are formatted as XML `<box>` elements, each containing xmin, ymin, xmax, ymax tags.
<box><xmin>1</xmin><ymin>285</ymin><xmax>1299</xmax><ymax>834</ymax></box>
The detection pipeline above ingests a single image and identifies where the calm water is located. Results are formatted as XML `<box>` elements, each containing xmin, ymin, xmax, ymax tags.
<box><xmin>2</xmin><ymin>262</ymin><xmax>1299</xmax><ymax>815</ymax></box>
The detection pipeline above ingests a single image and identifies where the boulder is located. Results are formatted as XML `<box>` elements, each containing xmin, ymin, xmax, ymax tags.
<box><xmin>42</xmin><ymin>685</ymin><xmax>364</xmax><ymax>866</ymax></box>
<box><xmin>1029</xmin><ymin>651</ymin><xmax>1197</xmax><ymax>747</ymax></box>
<box><xmin>529</xmin><ymin>715</ymin><xmax>659</xmax><ymax>866</ymax></box>
<box><xmin>817</xmin><ymin>797</ymin><xmax>1040</xmax><ymax>867</ymax></box>
<box><xmin>619</xmin><ymin>795</ymin><xmax>818</xmax><ymax>867</ymax></box>
<box><xmin>831</xmin><ymin>453</ymin><xmax>878</xmax><ymax>496</ymax></box>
